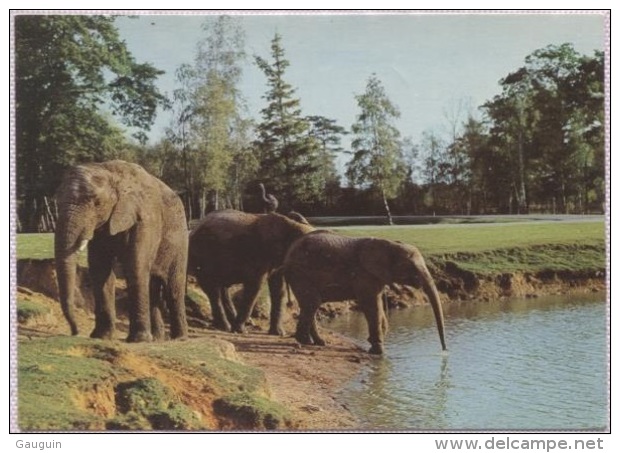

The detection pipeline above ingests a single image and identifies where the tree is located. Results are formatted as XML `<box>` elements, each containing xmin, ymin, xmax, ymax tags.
<box><xmin>191</xmin><ymin>16</ymin><xmax>247</xmax><ymax>214</ymax></box>
<box><xmin>305</xmin><ymin>115</ymin><xmax>346</xmax><ymax>210</ymax></box>
<box><xmin>347</xmin><ymin>75</ymin><xmax>406</xmax><ymax>224</ymax></box>
<box><xmin>483</xmin><ymin>44</ymin><xmax>604</xmax><ymax>214</ymax></box>
<box><xmin>15</xmin><ymin>15</ymin><xmax>167</xmax><ymax>231</ymax></box>
<box><xmin>165</xmin><ymin>16</ymin><xmax>249</xmax><ymax>218</ymax></box>
<box><xmin>254</xmin><ymin>33</ymin><xmax>322</xmax><ymax>210</ymax></box>
<box><xmin>420</xmin><ymin>130</ymin><xmax>447</xmax><ymax>215</ymax></box>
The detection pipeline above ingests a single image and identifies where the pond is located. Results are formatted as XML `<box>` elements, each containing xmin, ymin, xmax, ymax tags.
<box><xmin>324</xmin><ymin>293</ymin><xmax>608</xmax><ymax>431</ymax></box>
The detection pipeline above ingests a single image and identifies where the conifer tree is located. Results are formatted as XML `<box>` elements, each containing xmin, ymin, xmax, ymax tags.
<box><xmin>254</xmin><ymin>33</ymin><xmax>322</xmax><ymax>210</ymax></box>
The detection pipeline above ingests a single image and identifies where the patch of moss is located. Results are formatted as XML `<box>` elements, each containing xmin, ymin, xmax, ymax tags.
<box><xmin>109</xmin><ymin>378</ymin><xmax>201</xmax><ymax>430</ymax></box>
<box><xmin>143</xmin><ymin>340</ymin><xmax>267</xmax><ymax>395</ymax></box>
<box><xmin>18</xmin><ymin>337</ymin><xmax>120</xmax><ymax>431</ymax></box>
<box><xmin>213</xmin><ymin>392</ymin><xmax>293</xmax><ymax>430</ymax></box>
<box><xmin>17</xmin><ymin>299</ymin><xmax>52</xmax><ymax>323</ymax></box>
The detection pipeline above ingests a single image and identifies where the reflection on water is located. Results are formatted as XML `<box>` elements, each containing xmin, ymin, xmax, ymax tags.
<box><xmin>324</xmin><ymin>293</ymin><xmax>608</xmax><ymax>430</ymax></box>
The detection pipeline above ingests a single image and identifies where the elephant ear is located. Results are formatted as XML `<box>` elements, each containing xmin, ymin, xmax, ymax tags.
<box><xmin>109</xmin><ymin>191</ymin><xmax>139</xmax><ymax>235</ymax></box>
<box><xmin>358</xmin><ymin>238</ymin><xmax>393</xmax><ymax>284</ymax></box>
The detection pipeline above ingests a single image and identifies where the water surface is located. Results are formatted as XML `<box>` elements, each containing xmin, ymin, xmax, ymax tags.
<box><xmin>324</xmin><ymin>294</ymin><xmax>608</xmax><ymax>430</ymax></box>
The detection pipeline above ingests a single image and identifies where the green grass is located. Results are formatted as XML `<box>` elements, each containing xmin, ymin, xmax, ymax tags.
<box><xmin>17</xmin><ymin>232</ymin><xmax>89</xmax><ymax>266</ymax></box>
<box><xmin>16</xmin><ymin>233</ymin><xmax>56</xmax><ymax>260</ymax></box>
<box><xmin>335</xmin><ymin>222</ymin><xmax>605</xmax><ymax>255</ymax></box>
<box><xmin>16</xmin><ymin>221</ymin><xmax>606</xmax><ymax>276</ymax></box>
<box><xmin>335</xmin><ymin>221</ymin><xmax>606</xmax><ymax>275</ymax></box>
<box><xmin>18</xmin><ymin>335</ymin><xmax>292</xmax><ymax>431</ymax></box>
<box><xmin>18</xmin><ymin>337</ymin><xmax>122</xmax><ymax>430</ymax></box>
<box><xmin>17</xmin><ymin>298</ymin><xmax>52</xmax><ymax>323</ymax></box>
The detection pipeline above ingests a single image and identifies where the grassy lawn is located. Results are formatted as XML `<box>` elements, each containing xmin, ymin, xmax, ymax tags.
<box><xmin>16</xmin><ymin>221</ymin><xmax>606</xmax><ymax>275</ymax></box>
<box><xmin>17</xmin><ymin>233</ymin><xmax>56</xmax><ymax>260</ymax></box>
<box><xmin>336</xmin><ymin>221</ymin><xmax>606</xmax><ymax>274</ymax></box>
<box><xmin>334</xmin><ymin>221</ymin><xmax>605</xmax><ymax>255</ymax></box>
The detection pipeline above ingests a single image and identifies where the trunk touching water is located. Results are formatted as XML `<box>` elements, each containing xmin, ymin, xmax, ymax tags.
<box><xmin>421</xmin><ymin>268</ymin><xmax>447</xmax><ymax>351</ymax></box>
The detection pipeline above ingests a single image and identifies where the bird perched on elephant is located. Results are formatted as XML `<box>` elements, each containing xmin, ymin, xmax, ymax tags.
<box><xmin>54</xmin><ymin>160</ymin><xmax>189</xmax><ymax>342</ymax></box>
<box><xmin>283</xmin><ymin>230</ymin><xmax>446</xmax><ymax>354</ymax></box>
<box><xmin>188</xmin><ymin>209</ymin><xmax>314</xmax><ymax>335</ymax></box>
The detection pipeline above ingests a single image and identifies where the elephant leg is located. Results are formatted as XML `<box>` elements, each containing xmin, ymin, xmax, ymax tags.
<box><xmin>232</xmin><ymin>276</ymin><xmax>266</xmax><ymax>333</ymax></box>
<box><xmin>291</xmin><ymin>283</ymin><xmax>322</xmax><ymax>345</ymax></box>
<box><xmin>149</xmin><ymin>277</ymin><xmax>166</xmax><ymax>341</ymax></box>
<box><xmin>201</xmin><ymin>280</ymin><xmax>231</xmax><ymax>332</ymax></box>
<box><xmin>361</xmin><ymin>294</ymin><xmax>387</xmax><ymax>355</ymax></box>
<box><xmin>309</xmin><ymin>312</ymin><xmax>326</xmax><ymax>346</ymax></box>
<box><xmin>165</xmin><ymin>270</ymin><xmax>189</xmax><ymax>340</ymax></box>
<box><xmin>88</xmin><ymin>236</ymin><xmax>117</xmax><ymax>340</ymax></box>
<box><xmin>123</xmin><ymin>238</ymin><xmax>154</xmax><ymax>343</ymax></box>
<box><xmin>267</xmin><ymin>272</ymin><xmax>286</xmax><ymax>336</ymax></box>
<box><xmin>221</xmin><ymin>287</ymin><xmax>237</xmax><ymax>326</ymax></box>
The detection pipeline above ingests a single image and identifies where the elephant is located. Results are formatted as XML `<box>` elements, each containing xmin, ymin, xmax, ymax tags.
<box><xmin>54</xmin><ymin>160</ymin><xmax>189</xmax><ymax>342</ymax></box>
<box><xmin>187</xmin><ymin>209</ymin><xmax>314</xmax><ymax>335</ymax></box>
<box><xmin>283</xmin><ymin>230</ymin><xmax>446</xmax><ymax>355</ymax></box>
<box><xmin>259</xmin><ymin>183</ymin><xmax>279</xmax><ymax>213</ymax></box>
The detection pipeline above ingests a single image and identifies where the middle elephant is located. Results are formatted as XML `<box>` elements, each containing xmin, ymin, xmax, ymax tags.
<box><xmin>188</xmin><ymin>209</ymin><xmax>314</xmax><ymax>335</ymax></box>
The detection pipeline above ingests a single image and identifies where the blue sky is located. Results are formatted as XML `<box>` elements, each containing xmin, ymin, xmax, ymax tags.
<box><xmin>115</xmin><ymin>12</ymin><xmax>605</xmax><ymax>148</ymax></box>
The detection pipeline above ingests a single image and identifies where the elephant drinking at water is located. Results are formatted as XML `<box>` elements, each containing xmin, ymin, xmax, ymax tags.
<box><xmin>283</xmin><ymin>230</ymin><xmax>446</xmax><ymax>354</ymax></box>
<box><xmin>54</xmin><ymin>160</ymin><xmax>189</xmax><ymax>342</ymax></box>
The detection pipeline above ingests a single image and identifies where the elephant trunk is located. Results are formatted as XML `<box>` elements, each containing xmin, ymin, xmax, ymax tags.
<box><xmin>55</xmin><ymin>251</ymin><xmax>79</xmax><ymax>335</ymax></box>
<box><xmin>259</xmin><ymin>183</ymin><xmax>268</xmax><ymax>203</ymax></box>
<box><xmin>54</xmin><ymin>208</ymin><xmax>89</xmax><ymax>336</ymax></box>
<box><xmin>420</xmin><ymin>267</ymin><xmax>447</xmax><ymax>351</ymax></box>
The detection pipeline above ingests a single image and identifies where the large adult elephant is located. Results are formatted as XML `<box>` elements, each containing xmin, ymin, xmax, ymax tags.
<box><xmin>54</xmin><ymin>160</ymin><xmax>189</xmax><ymax>342</ymax></box>
<box><xmin>188</xmin><ymin>209</ymin><xmax>314</xmax><ymax>335</ymax></box>
<box><xmin>283</xmin><ymin>230</ymin><xmax>446</xmax><ymax>355</ymax></box>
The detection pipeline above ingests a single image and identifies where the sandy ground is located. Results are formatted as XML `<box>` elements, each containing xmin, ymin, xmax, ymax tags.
<box><xmin>221</xmin><ymin>328</ymin><xmax>370</xmax><ymax>430</ymax></box>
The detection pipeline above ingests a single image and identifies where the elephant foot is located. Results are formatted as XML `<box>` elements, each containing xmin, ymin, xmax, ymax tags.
<box><xmin>169</xmin><ymin>326</ymin><xmax>189</xmax><ymax>340</ymax></box>
<box><xmin>90</xmin><ymin>327</ymin><xmax>115</xmax><ymax>340</ymax></box>
<box><xmin>231</xmin><ymin>323</ymin><xmax>246</xmax><ymax>334</ymax></box>
<box><xmin>268</xmin><ymin>325</ymin><xmax>286</xmax><ymax>337</ymax></box>
<box><xmin>213</xmin><ymin>319</ymin><xmax>232</xmax><ymax>332</ymax></box>
<box><xmin>368</xmin><ymin>343</ymin><xmax>384</xmax><ymax>355</ymax></box>
<box><xmin>126</xmin><ymin>330</ymin><xmax>153</xmax><ymax>343</ymax></box>
<box><xmin>151</xmin><ymin>331</ymin><xmax>167</xmax><ymax>342</ymax></box>
<box><xmin>295</xmin><ymin>331</ymin><xmax>314</xmax><ymax>345</ymax></box>
<box><xmin>312</xmin><ymin>336</ymin><xmax>326</xmax><ymax>346</ymax></box>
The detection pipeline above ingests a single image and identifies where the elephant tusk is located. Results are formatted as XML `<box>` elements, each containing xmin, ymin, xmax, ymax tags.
<box><xmin>78</xmin><ymin>239</ymin><xmax>89</xmax><ymax>252</ymax></box>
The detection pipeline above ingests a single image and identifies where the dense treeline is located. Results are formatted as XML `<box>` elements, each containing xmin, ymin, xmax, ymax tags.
<box><xmin>14</xmin><ymin>16</ymin><xmax>605</xmax><ymax>231</ymax></box>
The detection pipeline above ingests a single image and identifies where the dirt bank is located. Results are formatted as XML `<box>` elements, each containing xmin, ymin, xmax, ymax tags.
<box><xmin>14</xmin><ymin>257</ymin><xmax>605</xmax><ymax>431</ymax></box>
<box><xmin>15</xmin><ymin>279</ymin><xmax>370</xmax><ymax>431</ymax></box>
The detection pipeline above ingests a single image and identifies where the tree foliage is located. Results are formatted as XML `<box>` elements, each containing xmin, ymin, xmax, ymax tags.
<box><xmin>254</xmin><ymin>33</ymin><xmax>325</xmax><ymax>210</ymax></box>
<box><xmin>165</xmin><ymin>16</ymin><xmax>251</xmax><ymax>218</ymax></box>
<box><xmin>346</xmin><ymin>75</ymin><xmax>407</xmax><ymax>223</ymax></box>
<box><xmin>15</xmin><ymin>15</ymin><xmax>167</xmax><ymax>231</ymax></box>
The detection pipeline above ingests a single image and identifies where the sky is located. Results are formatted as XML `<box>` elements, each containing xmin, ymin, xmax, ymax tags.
<box><xmin>115</xmin><ymin>12</ymin><xmax>606</xmax><ymax>150</ymax></box>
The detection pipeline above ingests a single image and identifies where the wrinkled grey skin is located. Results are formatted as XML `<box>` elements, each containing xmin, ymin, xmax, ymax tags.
<box><xmin>188</xmin><ymin>209</ymin><xmax>314</xmax><ymax>335</ymax></box>
<box><xmin>54</xmin><ymin>160</ymin><xmax>188</xmax><ymax>342</ymax></box>
<box><xmin>283</xmin><ymin>230</ymin><xmax>446</xmax><ymax>355</ymax></box>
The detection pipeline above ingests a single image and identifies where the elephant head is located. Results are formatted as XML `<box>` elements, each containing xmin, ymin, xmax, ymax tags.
<box><xmin>358</xmin><ymin>238</ymin><xmax>447</xmax><ymax>351</ymax></box>
<box><xmin>54</xmin><ymin>163</ymin><xmax>138</xmax><ymax>335</ymax></box>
